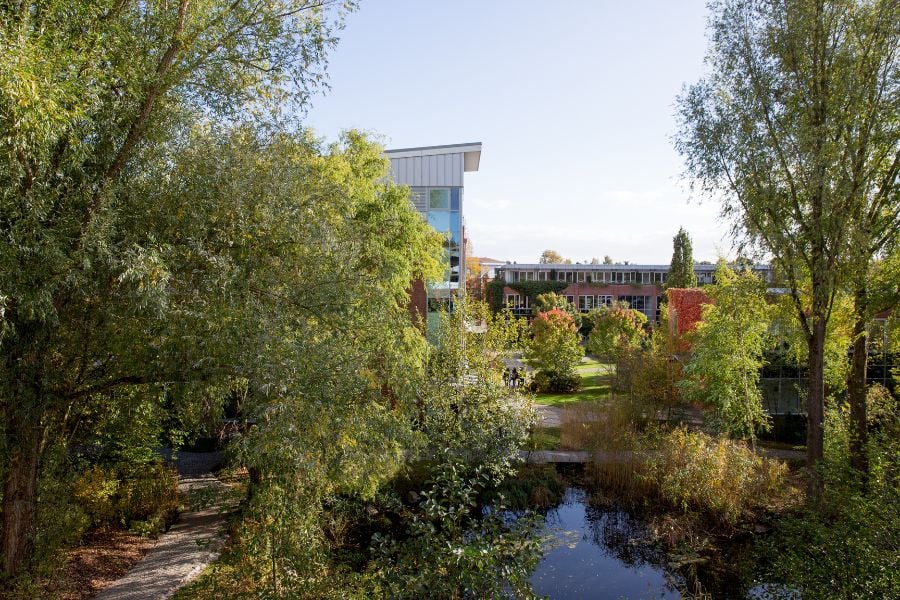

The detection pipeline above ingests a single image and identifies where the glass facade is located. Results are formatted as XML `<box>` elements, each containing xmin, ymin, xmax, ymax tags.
<box><xmin>412</xmin><ymin>186</ymin><xmax>463</xmax><ymax>334</ymax></box>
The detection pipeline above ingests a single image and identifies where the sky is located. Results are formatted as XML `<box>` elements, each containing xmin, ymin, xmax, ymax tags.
<box><xmin>303</xmin><ymin>0</ymin><xmax>736</xmax><ymax>264</ymax></box>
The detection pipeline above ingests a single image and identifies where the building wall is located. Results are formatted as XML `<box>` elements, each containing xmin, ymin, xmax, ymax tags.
<box><xmin>389</xmin><ymin>153</ymin><xmax>466</xmax><ymax>187</ymax></box>
<box><xmin>386</xmin><ymin>143</ymin><xmax>481</xmax><ymax>336</ymax></box>
<box><xmin>500</xmin><ymin>283</ymin><xmax>664</xmax><ymax>322</ymax></box>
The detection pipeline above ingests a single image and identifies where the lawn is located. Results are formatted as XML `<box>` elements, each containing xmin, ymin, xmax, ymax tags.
<box><xmin>533</xmin><ymin>356</ymin><xmax>614</xmax><ymax>407</ymax></box>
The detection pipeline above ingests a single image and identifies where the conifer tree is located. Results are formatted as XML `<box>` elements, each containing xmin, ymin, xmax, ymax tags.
<box><xmin>667</xmin><ymin>228</ymin><xmax>697</xmax><ymax>288</ymax></box>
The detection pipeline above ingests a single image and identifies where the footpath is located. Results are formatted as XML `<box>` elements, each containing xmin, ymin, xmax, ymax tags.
<box><xmin>93</xmin><ymin>451</ymin><xmax>231</xmax><ymax>600</ymax></box>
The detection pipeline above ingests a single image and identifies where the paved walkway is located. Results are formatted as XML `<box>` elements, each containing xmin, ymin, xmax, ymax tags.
<box><xmin>94</xmin><ymin>452</ymin><xmax>231</xmax><ymax>600</ymax></box>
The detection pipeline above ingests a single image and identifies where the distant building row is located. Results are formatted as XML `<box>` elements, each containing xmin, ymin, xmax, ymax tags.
<box><xmin>495</xmin><ymin>263</ymin><xmax>773</xmax><ymax>321</ymax></box>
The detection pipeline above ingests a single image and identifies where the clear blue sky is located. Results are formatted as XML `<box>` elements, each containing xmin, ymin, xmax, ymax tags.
<box><xmin>304</xmin><ymin>0</ymin><xmax>733</xmax><ymax>264</ymax></box>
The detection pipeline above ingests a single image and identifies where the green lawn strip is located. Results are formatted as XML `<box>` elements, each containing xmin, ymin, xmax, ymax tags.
<box><xmin>533</xmin><ymin>362</ymin><xmax>614</xmax><ymax>407</ymax></box>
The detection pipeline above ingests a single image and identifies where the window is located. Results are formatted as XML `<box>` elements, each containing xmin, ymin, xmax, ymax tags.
<box><xmin>578</xmin><ymin>295</ymin><xmax>594</xmax><ymax>312</ymax></box>
<box><xmin>597</xmin><ymin>295</ymin><xmax>613</xmax><ymax>307</ymax></box>
<box><xmin>506</xmin><ymin>294</ymin><xmax>520</xmax><ymax>309</ymax></box>
<box><xmin>427</xmin><ymin>211</ymin><xmax>452</xmax><ymax>232</ymax></box>
<box><xmin>564</xmin><ymin>295</ymin><xmax>575</xmax><ymax>305</ymax></box>
<box><xmin>429</xmin><ymin>189</ymin><xmax>450</xmax><ymax>210</ymax></box>
<box><xmin>577</xmin><ymin>271</ymin><xmax>586</xmax><ymax>283</ymax></box>
<box><xmin>410</xmin><ymin>190</ymin><xmax>427</xmax><ymax>211</ymax></box>
<box><xmin>537</xmin><ymin>271</ymin><xmax>547</xmax><ymax>281</ymax></box>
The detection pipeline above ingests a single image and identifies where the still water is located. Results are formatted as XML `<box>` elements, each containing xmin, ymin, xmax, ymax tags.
<box><xmin>530</xmin><ymin>488</ymin><xmax>681</xmax><ymax>600</ymax></box>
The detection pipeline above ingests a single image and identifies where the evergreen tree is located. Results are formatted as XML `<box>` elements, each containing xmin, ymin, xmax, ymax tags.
<box><xmin>667</xmin><ymin>228</ymin><xmax>697</xmax><ymax>288</ymax></box>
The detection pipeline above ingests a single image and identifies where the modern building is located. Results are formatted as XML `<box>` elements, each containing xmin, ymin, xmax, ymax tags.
<box><xmin>385</xmin><ymin>142</ymin><xmax>482</xmax><ymax>332</ymax></box>
<box><xmin>494</xmin><ymin>262</ymin><xmax>773</xmax><ymax>322</ymax></box>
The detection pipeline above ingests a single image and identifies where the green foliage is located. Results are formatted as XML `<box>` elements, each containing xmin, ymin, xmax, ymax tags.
<box><xmin>641</xmin><ymin>428</ymin><xmax>790</xmax><ymax>525</ymax></box>
<box><xmin>769</xmin><ymin>287</ymin><xmax>855</xmax><ymax>394</ymax></box>
<box><xmin>508</xmin><ymin>280</ymin><xmax>569</xmax><ymax>300</ymax></box>
<box><xmin>485</xmin><ymin>279</ymin><xmax>506</xmax><ymax>312</ymax></box>
<box><xmin>539</xmin><ymin>249</ymin><xmax>567</xmax><ymax>264</ymax></box>
<box><xmin>527</xmin><ymin>309</ymin><xmax>584</xmax><ymax>389</ymax></box>
<box><xmin>422</xmin><ymin>299</ymin><xmax>536</xmax><ymax>475</ymax></box>
<box><xmin>585</xmin><ymin>302</ymin><xmax>648</xmax><ymax>360</ymax></box>
<box><xmin>531</xmin><ymin>370</ymin><xmax>582</xmax><ymax>394</ymax></box>
<box><xmin>368</xmin><ymin>457</ymin><xmax>544</xmax><ymax>599</ymax></box>
<box><xmin>754</xmin><ymin>390</ymin><xmax>900</xmax><ymax>598</ymax></box>
<box><xmin>531</xmin><ymin>292</ymin><xmax>581</xmax><ymax>327</ymax></box>
<box><xmin>72</xmin><ymin>462</ymin><xmax>180</xmax><ymax>535</ymax></box>
<box><xmin>667</xmin><ymin>228</ymin><xmax>697</xmax><ymax>288</ymax></box>
<box><xmin>679</xmin><ymin>262</ymin><xmax>771</xmax><ymax>443</ymax></box>
<box><xmin>675</xmin><ymin>0</ymin><xmax>900</xmax><ymax>472</ymax></box>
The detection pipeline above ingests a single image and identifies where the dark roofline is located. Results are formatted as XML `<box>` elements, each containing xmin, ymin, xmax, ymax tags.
<box><xmin>385</xmin><ymin>142</ymin><xmax>482</xmax><ymax>153</ymax></box>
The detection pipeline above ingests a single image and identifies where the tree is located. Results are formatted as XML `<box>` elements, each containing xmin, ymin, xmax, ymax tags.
<box><xmin>539</xmin><ymin>249</ymin><xmax>571</xmax><ymax>264</ymax></box>
<box><xmin>603</xmin><ymin>255</ymin><xmax>614</xmax><ymax>265</ymax></box>
<box><xmin>527</xmin><ymin>309</ymin><xmax>584</xmax><ymax>391</ymax></box>
<box><xmin>679</xmin><ymin>262</ymin><xmax>771</xmax><ymax>447</ymax></box>
<box><xmin>0</xmin><ymin>0</ymin><xmax>401</xmax><ymax>575</ymax></box>
<box><xmin>675</xmin><ymin>0</ymin><xmax>899</xmax><ymax>482</ymax></box>
<box><xmin>667</xmin><ymin>228</ymin><xmax>697</xmax><ymax>288</ymax></box>
<box><xmin>531</xmin><ymin>292</ymin><xmax>581</xmax><ymax>328</ymax></box>
<box><xmin>585</xmin><ymin>302</ymin><xmax>648</xmax><ymax>360</ymax></box>
<box><xmin>590</xmin><ymin>257</ymin><xmax>601</xmax><ymax>265</ymax></box>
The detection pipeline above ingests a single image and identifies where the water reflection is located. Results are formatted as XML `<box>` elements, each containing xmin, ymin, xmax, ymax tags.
<box><xmin>530</xmin><ymin>488</ymin><xmax>680</xmax><ymax>599</ymax></box>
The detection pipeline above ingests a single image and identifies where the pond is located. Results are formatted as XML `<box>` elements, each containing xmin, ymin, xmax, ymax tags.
<box><xmin>530</xmin><ymin>488</ymin><xmax>682</xmax><ymax>599</ymax></box>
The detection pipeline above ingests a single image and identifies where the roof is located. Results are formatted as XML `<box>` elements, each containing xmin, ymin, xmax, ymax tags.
<box><xmin>471</xmin><ymin>256</ymin><xmax>506</xmax><ymax>265</ymax></box>
<box><xmin>499</xmin><ymin>263</ymin><xmax>770</xmax><ymax>271</ymax></box>
<box><xmin>385</xmin><ymin>142</ymin><xmax>482</xmax><ymax>172</ymax></box>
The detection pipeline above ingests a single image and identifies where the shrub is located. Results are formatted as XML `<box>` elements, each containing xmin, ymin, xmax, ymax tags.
<box><xmin>72</xmin><ymin>465</ymin><xmax>120</xmax><ymax>525</ymax></box>
<box><xmin>532</xmin><ymin>370</ymin><xmax>582</xmax><ymax>393</ymax></box>
<box><xmin>586</xmin><ymin>427</ymin><xmax>792</xmax><ymax>526</ymax></box>
<box><xmin>753</xmin><ymin>395</ymin><xmax>900</xmax><ymax>599</ymax></box>
<box><xmin>116</xmin><ymin>462</ymin><xmax>181</xmax><ymax>534</ymax></box>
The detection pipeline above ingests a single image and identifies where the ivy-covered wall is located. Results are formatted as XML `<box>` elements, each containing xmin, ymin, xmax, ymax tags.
<box><xmin>485</xmin><ymin>280</ymin><xmax>569</xmax><ymax>312</ymax></box>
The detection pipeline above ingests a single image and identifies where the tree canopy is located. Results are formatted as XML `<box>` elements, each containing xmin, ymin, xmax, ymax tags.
<box><xmin>539</xmin><ymin>249</ymin><xmax>571</xmax><ymax>264</ymax></box>
<box><xmin>667</xmin><ymin>228</ymin><xmax>698</xmax><ymax>288</ymax></box>
<box><xmin>675</xmin><ymin>0</ymin><xmax>899</xmax><ymax>476</ymax></box>
<box><xmin>679</xmin><ymin>262</ymin><xmax>771</xmax><ymax>445</ymax></box>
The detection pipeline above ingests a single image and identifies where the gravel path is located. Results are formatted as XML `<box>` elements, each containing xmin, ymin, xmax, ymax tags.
<box><xmin>93</xmin><ymin>451</ymin><xmax>231</xmax><ymax>600</ymax></box>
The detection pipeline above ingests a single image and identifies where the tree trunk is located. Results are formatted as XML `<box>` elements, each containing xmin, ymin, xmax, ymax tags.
<box><xmin>806</xmin><ymin>317</ymin><xmax>826</xmax><ymax>497</ymax></box>
<box><xmin>1</xmin><ymin>417</ymin><xmax>42</xmax><ymax>577</ymax></box>
<box><xmin>848</xmin><ymin>287</ymin><xmax>869</xmax><ymax>479</ymax></box>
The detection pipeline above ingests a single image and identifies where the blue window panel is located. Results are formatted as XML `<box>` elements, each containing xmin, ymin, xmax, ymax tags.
<box><xmin>450</xmin><ymin>188</ymin><xmax>460</xmax><ymax>211</ymax></box>
<box><xmin>429</xmin><ymin>189</ymin><xmax>450</xmax><ymax>210</ymax></box>
<box><xmin>427</xmin><ymin>211</ymin><xmax>452</xmax><ymax>232</ymax></box>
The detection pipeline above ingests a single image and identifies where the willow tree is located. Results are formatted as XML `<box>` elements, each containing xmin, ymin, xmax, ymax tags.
<box><xmin>675</xmin><ymin>0</ymin><xmax>899</xmax><ymax>483</ymax></box>
<box><xmin>0</xmin><ymin>0</ymin><xmax>367</xmax><ymax>576</ymax></box>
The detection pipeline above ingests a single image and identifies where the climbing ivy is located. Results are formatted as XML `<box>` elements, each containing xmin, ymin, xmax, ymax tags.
<box><xmin>509</xmin><ymin>281</ymin><xmax>569</xmax><ymax>299</ymax></box>
<box><xmin>486</xmin><ymin>280</ymin><xmax>506</xmax><ymax>311</ymax></box>
<box><xmin>486</xmin><ymin>280</ymin><xmax>570</xmax><ymax>313</ymax></box>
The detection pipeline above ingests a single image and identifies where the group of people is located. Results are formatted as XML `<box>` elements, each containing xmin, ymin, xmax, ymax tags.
<box><xmin>502</xmin><ymin>367</ymin><xmax>526</xmax><ymax>388</ymax></box>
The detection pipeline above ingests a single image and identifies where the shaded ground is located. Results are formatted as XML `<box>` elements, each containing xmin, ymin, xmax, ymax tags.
<box><xmin>41</xmin><ymin>528</ymin><xmax>157</xmax><ymax>600</ymax></box>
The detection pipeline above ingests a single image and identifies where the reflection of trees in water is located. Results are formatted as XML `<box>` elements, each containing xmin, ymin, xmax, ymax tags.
<box><xmin>582</xmin><ymin>497</ymin><xmax>750</xmax><ymax>599</ymax></box>
<box><xmin>584</xmin><ymin>505</ymin><xmax>669</xmax><ymax>569</ymax></box>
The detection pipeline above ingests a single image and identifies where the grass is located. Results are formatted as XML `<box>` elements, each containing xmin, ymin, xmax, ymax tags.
<box><xmin>533</xmin><ymin>356</ymin><xmax>614</xmax><ymax>406</ymax></box>
<box><xmin>525</xmin><ymin>426</ymin><xmax>561</xmax><ymax>450</ymax></box>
